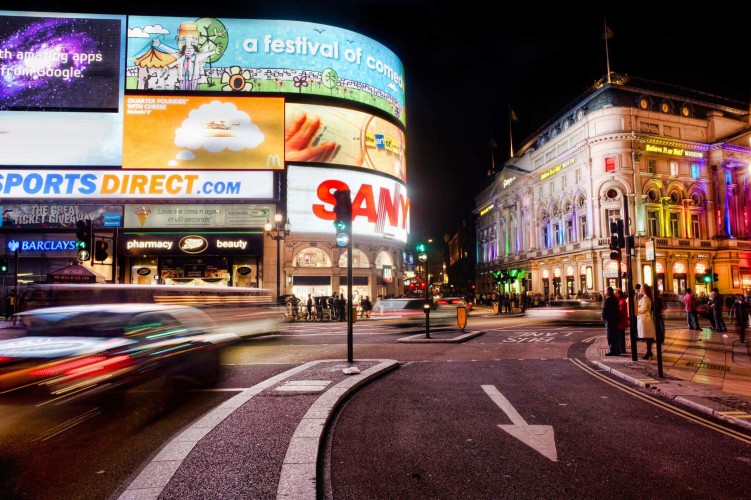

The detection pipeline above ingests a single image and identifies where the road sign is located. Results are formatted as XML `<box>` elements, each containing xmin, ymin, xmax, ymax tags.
<box><xmin>77</xmin><ymin>249</ymin><xmax>90</xmax><ymax>261</ymax></box>
<box><xmin>418</xmin><ymin>252</ymin><xmax>427</xmax><ymax>262</ymax></box>
<box><xmin>336</xmin><ymin>233</ymin><xmax>349</xmax><ymax>247</ymax></box>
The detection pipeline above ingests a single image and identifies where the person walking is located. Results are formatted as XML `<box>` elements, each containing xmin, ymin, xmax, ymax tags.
<box><xmin>614</xmin><ymin>288</ymin><xmax>629</xmax><ymax>354</ymax></box>
<box><xmin>709</xmin><ymin>287</ymin><xmax>728</xmax><ymax>333</ymax></box>
<box><xmin>684</xmin><ymin>288</ymin><xmax>701</xmax><ymax>330</ymax></box>
<box><xmin>637</xmin><ymin>284</ymin><xmax>657</xmax><ymax>359</ymax></box>
<box><xmin>601</xmin><ymin>287</ymin><xmax>620</xmax><ymax>356</ymax></box>
<box><xmin>4</xmin><ymin>291</ymin><xmax>15</xmax><ymax>321</ymax></box>
<box><xmin>733</xmin><ymin>294</ymin><xmax>749</xmax><ymax>343</ymax></box>
<box><xmin>306</xmin><ymin>294</ymin><xmax>314</xmax><ymax>321</ymax></box>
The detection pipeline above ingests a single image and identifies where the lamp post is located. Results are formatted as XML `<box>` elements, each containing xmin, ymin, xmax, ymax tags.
<box><xmin>265</xmin><ymin>213</ymin><xmax>291</xmax><ymax>301</ymax></box>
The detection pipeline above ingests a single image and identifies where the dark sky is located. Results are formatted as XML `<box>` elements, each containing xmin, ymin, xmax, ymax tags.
<box><xmin>13</xmin><ymin>1</ymin><xmax>751</xmax><ymax>243</ymax></box>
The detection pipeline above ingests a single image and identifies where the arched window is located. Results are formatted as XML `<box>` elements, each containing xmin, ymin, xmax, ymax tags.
<box><xmin>375</xmin><ymin>251</ymin><xmax>393</xmax><ymax>269</ymax></box>
<box><xmin>293</xmin><ymin>247</ymin><xmax>332</xmax><ymax>268</ymax></box>
<box><xmin>339</xmin><ymin>248</ymin><xmax>370</xmax><ymax>268</ymax></box>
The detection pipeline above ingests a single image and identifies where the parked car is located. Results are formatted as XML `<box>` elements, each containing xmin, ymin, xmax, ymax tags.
<box><xmin>524</xmin><ymin>299</ymin><xmax>603</xmax><ymax>323</ymax></box>
<box><xmin>0</xmin><ymin>304</ymin><xmax>241</xmax><ymax>405</ymax></box>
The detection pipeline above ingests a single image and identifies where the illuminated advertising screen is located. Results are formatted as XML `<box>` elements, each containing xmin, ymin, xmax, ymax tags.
<box><xmin>286</xmin><ymin>103</ymin><xmax>406</xmax><ymax>182</ymax></box>
<box><xmin>123</xmin><ymin>95</ymin><xmax>284</xmax><ymax>170</ymax></box>
<box><xmin>0</xmin><ymin>203</ymin><xmax>122</xmax><ymax>229</ymax></box>
<box><xmin>0</xmin><ymin>169</ymin><xmax>273</xmax><ymax>200</ymax></box>
<box><xmin>126</xmin><ymin>16</ymin><xmax>405</xmax><ymax>125</ymax></box>
<box><xmin>287</xmin><ymin>165</ymin><xmax>409</xmax><ymax>242</ymax></box>
<box><xmin>123</xmin><ymin>203</ymin><xmax>274</xmax><ymax>229</ymax></box>
<box><xmin>0</xmin><ymin>11</ymin><xmax>125</xmax><ymax>166</ymax></box>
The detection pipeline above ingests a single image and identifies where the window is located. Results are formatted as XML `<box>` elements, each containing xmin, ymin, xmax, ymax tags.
<box><xmin>669</xmin><ymin>212</ymin><xmax>680</xmax><ymax>237</ymax></box>
<box><xmin>561</xmin><ymin>175</ymin><xmax>567</xmax><ymax>189</ymax></box>
<box><xmin>566</xmin><ymin>220</ymin><xmax>573</xmax><ymax>242</ymax></box>
<box><xmin>664</xmin><ymin>125</ymin><xmax>680</xmax><ymax>138</ymax></box>
<box><xmin>640</xmin><ymin>122</ymin><xmax>659</xmax><ymax>134</ymax></box>
<box><xmin>726</xmin><ymin>171</ymin><xmax>732</xmax><ymax>184</ymax></box>
<box><xmin>576</xmin><ymin>169</ymin><xmax>581</xmax><ymax>183</ymax></box>
<box><xmin>647</xmin><ymin>189</ymin><xmax>659</xmax><ymax>202</ymax></box>
<box><xmin>554</xmin><ymin>223</ymin><xmax>561</xmax><ymax>245</ymax></box>
<box><xmin>605</xmin><ymin>157</ymin><xmax>616</xmax><ymax>172</ymax></box>
<box><xmin>606</xmin><ymin>189</ymin><xmax>619</xmax><ymax>200</ymax></box>
<box><xmin>579</xmin><ymin>215</ymin><xmax>587</xmax><ymax>240</ymax></box>
<box><xmin>670</xmin><ymin>161</ymin><xmax>678</xmax><ymax>176</ymax></box>
<box><xmin>648</xmin><ymin>159</ymin><xmax>656</xmax><ymax>173</ymax></box>
<box><xmin>543</xmin><ymin>226</ymin><xmax>550</xmax><ymax>248</ymax></box>
<box><xmin>691</xmin><ymin>164</ymin><xmax>699</xmax><ymax>179</ymax></box>
<box><xmin>648</xmin><ymin>211</ymin><xmax>659</xmax><ymax>236</ymax></box>
<box><xmin>607</xmin><ymin>209</ymin><xmax>620</xmax><ymax>227</ymax></box>
<box><xmin>691</xmin><ymin>214</ymin><xmax>701</xmax><ymax>238</ymax></box>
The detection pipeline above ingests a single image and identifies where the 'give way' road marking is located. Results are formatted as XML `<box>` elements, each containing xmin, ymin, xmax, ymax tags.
<box><xmin>481</xmin><ymin>384</ymin><xmax>558</xmax><ymax>462</ymax></box>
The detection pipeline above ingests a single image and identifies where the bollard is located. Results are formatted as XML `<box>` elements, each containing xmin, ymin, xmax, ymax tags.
<box><xmin>423</xmin><ymin>302</ymin><xmax>431</xmax><ymax>338</ymax></box>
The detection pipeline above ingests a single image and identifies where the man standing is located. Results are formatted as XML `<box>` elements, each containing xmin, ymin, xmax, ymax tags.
<box><xmin>684</xmin><ymin>288</ymin><xmax>701</xmax><ymax>330</ymax></box>
<box><xmin>614</xmin><ymin>289</ymin><xmax>629</xmax><ymax>354</ymax></box>
<box><xmin>601</xmin><ymin>286</ymin><xmax>620</xmax><ymax>356</ymax></box>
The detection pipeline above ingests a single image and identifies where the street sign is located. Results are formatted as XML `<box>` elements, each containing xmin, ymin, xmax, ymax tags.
<box><xmin>418</xmin><ymin>252</ymin><xmax>427</xmax><ymax>262</ymax></box>
<box><xmin>336</xmin><ymin>233</ymin><xmax>349</xmax><ymax>247</ymax></box>
<box><xmin>645</xmin><ymin>239</ymin><xmax>655</xmax><ymax>261</ymax></box>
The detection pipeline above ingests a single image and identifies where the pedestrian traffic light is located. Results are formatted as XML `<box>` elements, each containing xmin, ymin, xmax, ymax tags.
<box><xmin>95</xmin><ymin>240</ymin><xmax>109</xmax><ymax>262</ymax></box>
<box><xmin>332</xmin><ymin>189</ymin><xmax>352</xmax><ymax>233</ymax></box>
<box><xmin>702</xmin><ymin>269</ymin><xmax>712</xmax><ymax>283</ymax></box>
<box><xmin>0</xmin><ymin>258</ymin><xmax>7</xmax><ymax>273</ymax></box>
<box><xmin>416</xmin><ymin>242</ymin><xmax>427</xmax><ymax>253</ymax></box>
<box><xmin>609</xmin><ymin>221</ymin><xmax>619</xmax><ymax>251</ymax></box>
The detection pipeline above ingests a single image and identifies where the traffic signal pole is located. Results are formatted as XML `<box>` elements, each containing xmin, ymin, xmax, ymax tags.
<box><xmin>623</xmin><ymin>196</ymin><xmax>638</xmax><ymax>362</ymax></box>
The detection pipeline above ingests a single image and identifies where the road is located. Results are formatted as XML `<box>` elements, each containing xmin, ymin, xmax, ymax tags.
<box><xmin>1</xmin><ymin>313</ymin><xmax>750</xmax><ymax>499</ymax></box>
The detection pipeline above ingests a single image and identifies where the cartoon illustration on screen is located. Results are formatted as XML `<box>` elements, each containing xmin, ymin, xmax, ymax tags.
<box><xmin>131</xmin><ymin>19</ymin><xmax>227</xmax><ymax>91</ymax></box>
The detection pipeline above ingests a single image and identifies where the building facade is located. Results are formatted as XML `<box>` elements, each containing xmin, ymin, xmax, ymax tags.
<box><xmin>474</xmin><ymin>75</ymin><xmax>751</xmax><ymax>301</ymax></box>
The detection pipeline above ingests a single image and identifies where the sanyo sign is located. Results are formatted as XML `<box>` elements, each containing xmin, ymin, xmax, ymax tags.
<box><xmin>286</xmin><ymin>165</ymin><xmax>409</xmax><ymax>242</ymax></box>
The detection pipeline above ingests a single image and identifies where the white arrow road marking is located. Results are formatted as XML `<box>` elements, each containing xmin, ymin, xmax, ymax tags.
<box><xmin>481</xmin><ymin>384</ymin><xmax>558</xmax><ymax>462</ymax></box>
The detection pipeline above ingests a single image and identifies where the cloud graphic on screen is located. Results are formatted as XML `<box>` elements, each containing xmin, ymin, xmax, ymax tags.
<box><xmin>176</xmin><ymin>150</ymin><xmax>196</xmax><ymax>160</ymax></box>
<box><xmin>174</xmin><ymin>100</ymin><xmax>265</xmax><ymax>153</ymax></box>
<box><xmin>128</xmin><ymin>25</ymin><xmax>169</xmax><ymax>38</ymax></box>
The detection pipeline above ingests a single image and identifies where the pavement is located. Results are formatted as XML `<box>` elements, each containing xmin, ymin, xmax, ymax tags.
<box><xmin>3</xmin><ymin>313</ymin><xmax>751</xmax><ymax>499</ymax></box>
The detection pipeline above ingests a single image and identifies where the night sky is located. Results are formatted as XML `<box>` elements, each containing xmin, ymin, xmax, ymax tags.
<box><xmin>10</xmin><ymin>0</ymin><xmax>751</xmax><ymax>244</ymax></box>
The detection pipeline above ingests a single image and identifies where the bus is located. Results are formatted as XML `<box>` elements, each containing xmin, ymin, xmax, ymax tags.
<box><xmin>15</xmin><ymin>283</ymin><xmax>275</xmax><ymax>313</ymax></box>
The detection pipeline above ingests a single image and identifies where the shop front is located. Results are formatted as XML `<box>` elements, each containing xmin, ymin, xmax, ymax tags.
<box><xmin>122</xmin><ymin>232</ymin><xmax>263</xmax><ymax>287</ymax></box>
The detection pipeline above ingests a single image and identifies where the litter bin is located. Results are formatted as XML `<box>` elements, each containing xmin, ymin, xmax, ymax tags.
<box><xmin>352</xmin><ymin>306</ymin><xmax>357</xmax><ymax>323</ymax></box>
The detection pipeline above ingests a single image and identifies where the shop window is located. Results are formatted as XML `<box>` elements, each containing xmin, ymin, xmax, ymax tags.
<box><xmin>605</xmin><ymin>157</ymin><xmax>616</xmax><ymax>173</ymax></box>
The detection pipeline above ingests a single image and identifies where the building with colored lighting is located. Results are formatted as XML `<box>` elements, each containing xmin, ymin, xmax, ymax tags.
<box><xmin>474</xmin><ymin>74</ymin><xmax>751</xmax><ymax>300</ymax></box>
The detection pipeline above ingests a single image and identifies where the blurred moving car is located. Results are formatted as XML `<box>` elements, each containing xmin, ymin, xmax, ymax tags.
<box><xmin>524</xmin><ymin>299</ymin><xmax>602</xmax><ymax>323</ymax></box>
<box><xmin>0</xmin><ymin>304</ymin><xmax>241</xmax><ymax>405</ymax></box>
<box><xmin>371</xmin><ymin>298</ymin><xmax>456</xmax><ymax>326</ymax></box>
<box><xmin>435</xmin><ymin>296</ymin><xmax>473</xmax><ymax>311</ymax></box>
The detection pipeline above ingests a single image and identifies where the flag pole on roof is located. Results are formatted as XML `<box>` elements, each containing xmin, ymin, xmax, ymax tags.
<box><xmin>603</xmin><ymin>17</ymin><xmax>614</xmax><ymax>84</ymax></box>
<box><xmin>508</xmin><ymin>105</ymin><xmax>519</xmax><ymax>158</ymax></box>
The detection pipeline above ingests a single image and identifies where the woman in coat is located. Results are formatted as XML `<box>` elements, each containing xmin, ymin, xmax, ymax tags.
<box><xmin>637</xmin><ymin>283</ymin><xmax>657</xmax><ymax>359</ymax></box>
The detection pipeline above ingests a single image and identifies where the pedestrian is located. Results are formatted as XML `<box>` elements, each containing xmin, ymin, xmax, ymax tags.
<box><xmin>637</xmin><ymin>284</ymin><xmax>657</xmax><ymax>359</ymax></box>
<box><xmin>306</xmin><ymin>294</ymin><xmax>314</xmax><ymax>320</ymax></box>
<box><xmin>709</xmin><ymin>287</ymin><xmax>728</xmax><ymax>333</ymax></box>
<box><xmin>337</xmin><ymin>293</ymin><xmax>347</xmax><ymax>321</ymax></box>
<box><xmin>4</xmin><ymin>291</ymin><xmax>15</xmax><ymax>321</ymax></box>
<box><xmin>733</xmin><ymin>294</ymin><xmax>749</xmax><ymax>343</ymax></box>
<box><xmin>361</xmin><ymin>296</ymin><xmax>372</xmax><ymax>318</ymax></box>
<box><xmin>684</xmin><ymin>288</ymin><xmax>701</xmax><ymax>330</ymax></box>
<box><xmin>601</xmin><ymin>286</ymin><xmax>620</xmax><ymax>356</ymax></box>
<box><xmin>614</xmin><ymin>288</ymin><xmax>629</xmax><ymax>354</ymax></box>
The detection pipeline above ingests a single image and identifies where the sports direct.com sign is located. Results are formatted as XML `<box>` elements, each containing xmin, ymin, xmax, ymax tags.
<box><xmin>286</xmin><ymin>165</ymin><xmax>409</xmax><ymax>242</ymax></box>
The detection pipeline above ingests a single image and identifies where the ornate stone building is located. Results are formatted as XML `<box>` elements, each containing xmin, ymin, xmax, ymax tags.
<box><xmin>474</xmin><ymin>75</ymin><xmax>751</xmax><ymax>300</ymax></box>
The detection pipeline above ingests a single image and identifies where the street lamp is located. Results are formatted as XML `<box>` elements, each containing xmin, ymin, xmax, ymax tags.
<box><xmin>265</xmin><ymin>213</ymin><xmax>291</xmax><ymax>301</ymax></box>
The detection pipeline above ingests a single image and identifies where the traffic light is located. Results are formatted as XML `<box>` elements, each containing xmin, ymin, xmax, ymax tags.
<box><xmin>332</xmin><ymin>189</ymin><xmax>352</xmax><ymax>233</ymax></box>
<box><xmin>713</xmin><ymin>272</ymin><xmax>719</xmax><ymax>283</ymax></box>
<box><xmin>95</xmin><ymin>240</ymin><xmax>109</xmax><ymax>262</ymax></box>
<box><xmin>702</xmin><ymin>269</ymin><xmax>712</xmax><ymax>283</ymax></box>
<box><xmin>0</xmin><ymin>258</ymin><xmax>7</xmax><ymax>273</ymax></box>
<box><xmin>416</xmin><ymin>242</ymin><xmax>427</xmax><ymax>253</ymax></box>
<box><xmin>75</xmin><ymin>219</ymin><xmax>92</xmax><ymax>261</ymax></box>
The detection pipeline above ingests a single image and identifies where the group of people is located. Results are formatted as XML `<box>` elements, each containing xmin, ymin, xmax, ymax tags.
<box><xmin>601</xmin><ymin>283</ymin><xmax>664</xmax><ymax>360</ymax></box>
<box><xmin>288</xmin><ymin>293</ymin><xmax>373</xmax><ymax>321</ymax></box>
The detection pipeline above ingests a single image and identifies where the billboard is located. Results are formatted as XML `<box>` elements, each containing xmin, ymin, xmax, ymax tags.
<box><xmin>287</xmin><ymin>165</ymin><xmax>409</xmax><ymax>242</ymax></box>
<box><xmin>286</xmin><ymin>103</ymin><xmax>406</xmax><ymax>182</ymax></box>
<box><xmin>0</xmin><ymin>203</ymin><xmax>122</xmax><ymax>229</ymax></box>
<box><xmin>0</xmin><ymin>170</ymin><xmax>273</xmax><ymax>200</ymax></box>
<box><xmin>124</xmin><ymin>95</ymin><xmax>284</xmax><ymax>170</ymax></box>
<box><xmin>0</xmin><ymin>11</ymin><xmax>125</xmax><ymax>166</ymax></box>
<box><xmin>126</xmin><ymin>16</ymin><xmax>405</xmax><ymax>125</ymax></box>
<box><xmin>123</xmin><ymin>203</ymin><xmax>274</xmax><ymax>229</ymax></box>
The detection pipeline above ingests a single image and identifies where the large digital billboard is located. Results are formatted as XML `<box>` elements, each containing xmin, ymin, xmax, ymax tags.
<box><xmin>0</xmin><ymin>11</ymin><xmax>125</xmax><ymax>166</ymax></box>
<box><xmin>286</xmin><ymin>103</ymin><xmax>406</xmax><ymax>182</ymax></box>
<box><xmin>126</xmin><ymin>16</ymin><xmax>405</xmax><ymax>125</ymax></box>
<box><xmin>123</xmin><ymin>95</ymin><xmax>284</xmax><ymax>170</ymax></box>
<box><xmin>287</xmin><ymin>165</ymin><xmax>409</xmax><ymax>242</ymax></box>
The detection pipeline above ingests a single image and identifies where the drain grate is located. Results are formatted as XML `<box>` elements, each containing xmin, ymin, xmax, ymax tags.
<box><xmin>685</xmin><ymin>361</ymin><xmax>729</xmax><ymax>371</ymax></box>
